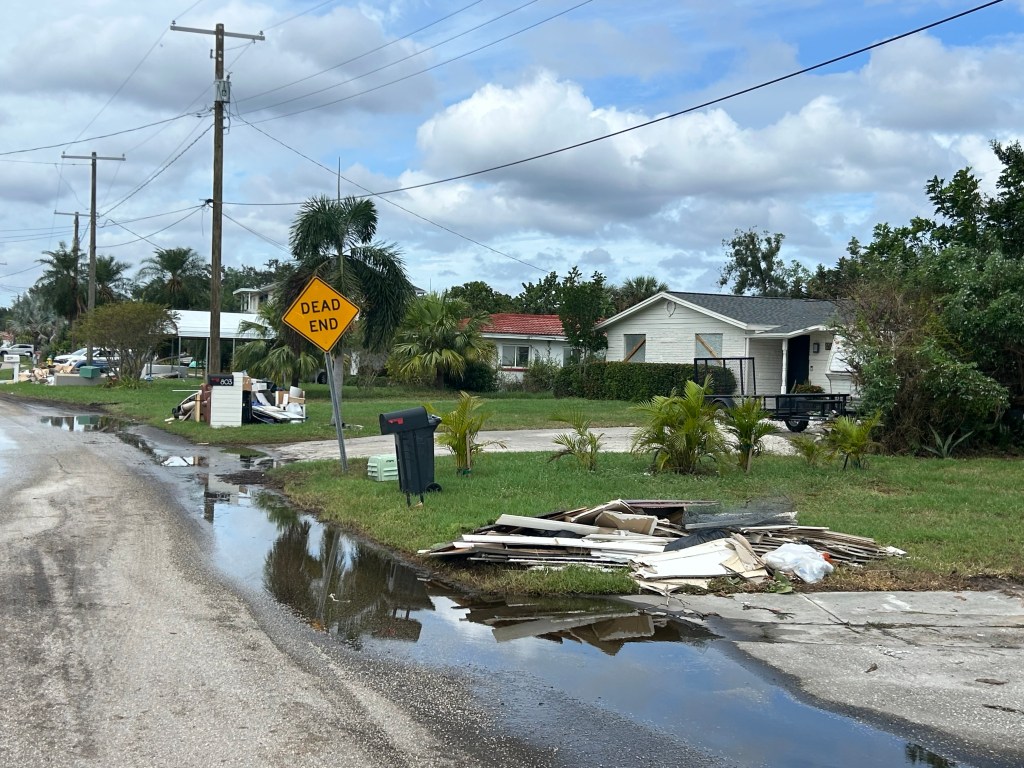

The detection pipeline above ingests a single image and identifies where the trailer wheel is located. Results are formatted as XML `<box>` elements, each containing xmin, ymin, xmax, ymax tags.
<box><xmin>784</xmin><ymin>418</ymin><xmax>809</xmax><ymax>433</ymax></box>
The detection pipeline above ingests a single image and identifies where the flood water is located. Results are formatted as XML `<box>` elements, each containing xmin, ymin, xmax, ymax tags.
<box><xmin>41</xmin><ymin>413</ymin><xmax>970</xmax><ymax>768</ymax></box>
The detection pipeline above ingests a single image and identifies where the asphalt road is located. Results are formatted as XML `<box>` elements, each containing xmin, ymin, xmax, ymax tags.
<box><xmin>0</xmin><ymin>397</ymin><xmax>728</xmax><ymax>768</ymax></box>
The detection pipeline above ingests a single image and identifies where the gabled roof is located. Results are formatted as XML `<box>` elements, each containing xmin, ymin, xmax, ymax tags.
<box><xmin>480</xmin><ymin>313</ymin><xmax>565</xmax><ymax>338</ymax></box>
<box><xmin>598</xmin><ymin>291</ymin><xmax>839</xmax><ymax>336</ymax></box>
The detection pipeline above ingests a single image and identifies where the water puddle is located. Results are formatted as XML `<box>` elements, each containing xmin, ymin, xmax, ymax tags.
<box><xmin>188</xmin><ymin>468</ymin><xmax>968</xmax><ymax>768</ymax></box>
<box><xmin>40</xmin><ymin>414</ymin><xmax>127</xmax><ymax>432</ymax></box>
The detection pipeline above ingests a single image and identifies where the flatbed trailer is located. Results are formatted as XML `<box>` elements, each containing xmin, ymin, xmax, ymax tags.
<box><xmin>694</xmin><ymin>357</ymin><xmax>851</xmax><ymax>432</ymax></box>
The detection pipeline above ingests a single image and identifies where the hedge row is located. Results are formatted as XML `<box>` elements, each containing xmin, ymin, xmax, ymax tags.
<box><xmin>553</xmin><ymin>361</ymin><xmax>737</xmax><ymax>401</ymax></box>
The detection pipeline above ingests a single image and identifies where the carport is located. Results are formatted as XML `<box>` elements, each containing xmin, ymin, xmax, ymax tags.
<box><xmin>168</xmin><ymin>310</ymin><xmax>266</xmax><ymax>370</ymax></box>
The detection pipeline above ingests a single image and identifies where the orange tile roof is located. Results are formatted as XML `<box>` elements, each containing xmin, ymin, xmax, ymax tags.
<box><xmin>480</xmin><ymin>313</ymin><xmax>565</xmax><ymax>337</ymax></box>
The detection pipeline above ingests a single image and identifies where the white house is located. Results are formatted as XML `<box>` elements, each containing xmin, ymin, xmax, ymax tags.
<box><xmin>480</xmin><ymin>314</ymin><xmax>570</xmax><ymax>380</ymax></box>
<box><xmin>597</xmin><ymin>292</ymin><xmax>853</xmax><ymax>395</ymax></box>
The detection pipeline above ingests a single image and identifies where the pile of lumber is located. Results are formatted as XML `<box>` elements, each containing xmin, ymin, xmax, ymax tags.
<box><xmin>419</xmin><ymin>498</ymin><xmax>905</xmax><ymax>592</ymax></box>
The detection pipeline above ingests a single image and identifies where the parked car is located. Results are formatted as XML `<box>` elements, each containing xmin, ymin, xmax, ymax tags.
<box><xmin>54</xmin><ymin>347</ymin><xmax>115</xmax><ymax>366</ymax></box>
<box><xmin>0</xmin><ymin>343</ymin><xmax>35</xmax><ymax>358</ymax></box>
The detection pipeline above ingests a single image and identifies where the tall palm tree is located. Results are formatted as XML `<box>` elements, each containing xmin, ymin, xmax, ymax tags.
<box><xmin>93</xmin><ymin>255</ymin><xmax>133</xmax><ymax>306</ymax></box>
<box><xmin>287</xmin><ymin>195</ymin><xmax>414</xmax><ymax>353</ymax></box>
<box><xmin>36</xmin><ymin>242</ymin><xmax>84</xmax><ymax>323</ymax></box>
<box><xmin>5</xmin><ymin>291</ymin><xmax>65</xmax><ymax>352</ymax></box>
<box><xmin>137</xmin><ymin>247</ymin><xmax>210</xmax><ymax>309</ymax></box>
<box><xmin>391</xmin><ymin>292</ymin><xmax>494</xmax><ymax>388</ymax></box>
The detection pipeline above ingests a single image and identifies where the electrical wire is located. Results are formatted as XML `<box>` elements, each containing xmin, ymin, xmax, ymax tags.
<box><xmin>234</xmin><ymin>112</ymin><xmax>547</xmax><ymax>273</ymax></box>
<box><xmin>263</xmin><ymin>0</ymin><xmax>341</xmax><ymax>32</ymax></box>
<box><xmin>246</xmin><ymin>0</ymin><xmax>592</xmax><ymax>123</ymax></box>
<box><xmin>237</xmin><ymin>0</ymin><xmax>488</xmax><ymax>104</ymax></box>
<box><xmin>226</xmin><ymin>0</ymin><xmax>1007</xmax><ymax>205</ymax></box>
<box><xmin>222</xmin><ymin>211</ymin><xmax>289</xmax><ymax>251</ymax></box>
<box><xmin>100</xmin><ymin>206</ymin><xmax>204</xmax><ymax>248</ymax></box>
<box><xmin>0</xmin><ymin>114</ymin><xmax>201</xmax><ymax>158</ymax></box>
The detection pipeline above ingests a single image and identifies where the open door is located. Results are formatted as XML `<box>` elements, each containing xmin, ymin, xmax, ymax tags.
<box><xmin>787</xmin><ymin>335</ymin><xmax>810</xmax><ymax>391</ymax></box>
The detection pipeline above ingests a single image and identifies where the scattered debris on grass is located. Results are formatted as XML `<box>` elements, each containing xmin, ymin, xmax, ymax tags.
<box><xmin>419</xmin><ymin>498</ymin><xmax>906</xmax><ymax>593</ymax></box>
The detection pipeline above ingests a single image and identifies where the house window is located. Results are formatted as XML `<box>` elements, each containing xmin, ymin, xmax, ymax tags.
<box><xmin>624</xmin><ymin>334</ymin><xmax>646</xmax><ymax>363</ymax></box>
<box><xmin>695</xmin><ymin>333</ymin><xmax>723</xmax><ymax>358</ymax></box>
<box><xmin>501</xmin><ymin>345</ymin><xmax>530</xmax><ymax>368</ymax></box>
<box><xmin>562</xmin><ymin>347</ymin><xmax>581</xmax><ymax>366</ymax></box>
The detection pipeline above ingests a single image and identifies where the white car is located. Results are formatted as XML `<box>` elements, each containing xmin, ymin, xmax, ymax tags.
<box><xmin>0</xmin><ymin>343</ymin><xmax>34</xmax><ymax>358</ymax></box>
<box><xmin>53</xmin><ymin>347</ymin><xmax>115</xmax><ymax>366</ymax></box>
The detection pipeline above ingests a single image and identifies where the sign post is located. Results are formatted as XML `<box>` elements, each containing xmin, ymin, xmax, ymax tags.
<box><xmin>282</xmin><ymin>276</ymin><xmax>360</xmax><ymax>471</ymax></box>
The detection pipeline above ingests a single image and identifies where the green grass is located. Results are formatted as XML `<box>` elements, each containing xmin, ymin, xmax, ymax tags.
<box><xmin>0</xmin><ymin>377</ymin><xmax>638</xmax><ymax>445</ymax></box>
<box><xmin>272</xmin><ymin>451</ymin><xmax>1024</xmax><ymax>593</ymax></box>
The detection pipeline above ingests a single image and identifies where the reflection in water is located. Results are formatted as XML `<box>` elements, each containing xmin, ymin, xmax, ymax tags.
<box><xmin>192</xmin><ymin>469</ymin><xmax>973</xmax><ymax>768</ymax></box>
<box><xmin>40</xmin><ymin>414</ymin><xmax>124</xmax><ymax>432</ymax></box>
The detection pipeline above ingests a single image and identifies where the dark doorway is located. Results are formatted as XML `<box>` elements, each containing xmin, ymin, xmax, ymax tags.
<box><xmin>787</xmin><ymin>335</ymin><xmax>810</xmax><ymax>391</ymax></box>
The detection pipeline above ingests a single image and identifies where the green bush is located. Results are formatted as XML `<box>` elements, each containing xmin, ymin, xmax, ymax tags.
<box><xmin>444</xmin><ymin>360</ymin><xmax>497</xmax><ymax>392</ymax></box>
<box><xmin>522</xmin><ymin>357</ymin><xmax>561</xmax><ymax>393</ymax></box>
<box><xmin>791</xmin><ymin>382</ymin><xmax>825</xmax><ymax>394</ymax></box>
<box><xmin>554</xmin><ymin>361</ymin><xmax>736</xmax><ymax>402</ymax></box>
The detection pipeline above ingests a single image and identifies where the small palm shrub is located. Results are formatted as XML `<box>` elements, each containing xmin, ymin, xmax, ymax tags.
<box><xmin>790</xmin><ymin>434</ymin><xmax>834</xmax><ymax>467</ymax></box>
<box><xmin>429</xmin><ymin>391</ymin><xmax>506</xmax><ymax>473</ymax></box>
<box><xmin>630</xmin><ymin>379</ymin><xmax>727</xmax><ymax>474</ymax></box>
<box><xmin>825</xmin><ymin>412</ymin><xmax>882</xmax><ymax>469</ymax></box>
<box><xmin>549</xmin><ymin>408</ymin><xmax>604</xmax><ymax>471</ymax></box>
<box><xmin>721</xmin><ymin>397</ymin><xmax>776</xmax><ymax>473</ymax></box>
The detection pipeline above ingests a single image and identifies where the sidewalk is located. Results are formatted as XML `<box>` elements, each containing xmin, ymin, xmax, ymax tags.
<box><xmin>621</xmin><ymin>589</ymin><xmax>1024</xmax><ymax>762</ymax></box>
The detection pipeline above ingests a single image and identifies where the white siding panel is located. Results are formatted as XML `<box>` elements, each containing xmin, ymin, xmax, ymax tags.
<box><xmin>606</xmin><ymin>300</ymin><xmax>743</xmax><ymax>364</ymax></box>
<box><xmin>747</xmin><ymin>339</ymin><xmax>783</xmax><ymax>395</ymax></box>
<box><xmin>807</xmin><ymin>331</ymin><xmax>834</xmax><ymax>391</ymax></box>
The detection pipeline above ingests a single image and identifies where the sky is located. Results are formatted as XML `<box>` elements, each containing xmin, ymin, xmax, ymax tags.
<box><xmin>2</xmin><ymin>0</ymin><xmax>1023</xmax><ymax>305</ymax></box>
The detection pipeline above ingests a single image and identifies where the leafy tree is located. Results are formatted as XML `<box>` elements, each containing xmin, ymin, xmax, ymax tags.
<box><xmin>390</xmin><ymin>292</ymin><xmax>494</xmax><ymax>388</ymax></box>
<box><xmin>36</xmin><ymin>242</ymin><xmax>84</xmax><ymax>323</ymax></box>
<box><xmin>513</xmin><ymin>271</ymin><xmax>561</xmax><ymax>314</ymax></box>
<box><xmin>136</xmin><ymin>247</ymin><xmax>209</xmax><ymax>310</ymax></box>
<box><xmin>446</xmin><ymin>280</ymin><xmax>515</xmax><ymax>315</ymax></box>
<box><xmin>288</xmin><ymin>195</ymin><xmax>414</xmax><ymax>353</ymax></box>
<box><xmin>77</xmin><ymin>301</ymin><xmax>174</xmax><ymax>387</ymax></box>
<box><xmin>719</xmin><ymin>228</ymin><xmax>809</xmax><ymax>297</ymax></box>
<box><xmin>557</xmin><ymin>267</ymin><xmax>610</xmax><ymax>363</ymax></box>
<box><xmin>610</xmin><ymin>275</ymin><xmax>668</xmax><ymax>313</ymax></box>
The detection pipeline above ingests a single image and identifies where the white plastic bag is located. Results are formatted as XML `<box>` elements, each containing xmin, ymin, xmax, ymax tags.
<box><xmin>763</xmin><ymin>542</ymin><xmax>834</xmax><ymax>583</ymax></box>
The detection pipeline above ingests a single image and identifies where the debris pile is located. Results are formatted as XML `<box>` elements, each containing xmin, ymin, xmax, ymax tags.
<box><xmin>419</xmin><ymin>499</ymin><xmax>905</xmax><ymax>593</ymax></box>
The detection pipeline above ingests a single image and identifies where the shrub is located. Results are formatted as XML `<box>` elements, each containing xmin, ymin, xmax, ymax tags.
<box><xmin>721</xmin><ymin>397</ymin><xmax>776</xmax><ymax>473</ymax></box>
<box><xmin>427</xmin><ymin>392</ymin><xmax>506</xmax><ymax>473</ymax></box>
<box><xmin>791</xmin><ymin>382</ymin><xmax>824</xmax><ymax>394</ymax></box>
<box><xmin>790</xmin><ymin>434</ymin><xmax>834</xmax><ymax>467</ymax></box>
<box><xmin>522</xmin><ymin>357</ymin><xmax>561</xmax><ymax>393</ymax></box>
<box><xmin>444</xmin><ymin>360</ymin><xmax>497</xmax><ymax>392</ymax></box>
<box><xmin>554</xmin><ymin>361</ymin><xmax>736</xmax><ymax>402</ymax></box>
<box><xmin>630</xmin><ymin>380</ymin><xmax>728</xmax><ymax>474</ymax></box>
<box><xmin>825</xmin><ymin>412</ymin><xmax>882</xmax><ymax>469</ymax></box>
<box><xmin>549</xmin><ymin>408</ymin><xmax>604</xmax><ymax>471</ymax></box>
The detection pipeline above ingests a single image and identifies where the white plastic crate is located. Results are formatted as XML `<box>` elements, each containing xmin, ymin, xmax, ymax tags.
<box><xmin>367</xmin><ymin>454</ymin><xmax>398</xmax><ymax>481</ymax></box>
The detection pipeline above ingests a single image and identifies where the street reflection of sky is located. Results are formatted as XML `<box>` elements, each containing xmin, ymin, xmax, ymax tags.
<box><xmin>194</xmin><ymin>485</ymin><xmax>971</xmax><ymax>768</ymax></box>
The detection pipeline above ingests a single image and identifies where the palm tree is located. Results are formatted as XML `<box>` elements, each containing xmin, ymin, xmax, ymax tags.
<box><xmin>287</xmin><ymin>195</ymin><xmax>414</xmax><ymax>353</ymax></box>
<box><xmin>137</xmin><ymin>247</ymin><xmax>209</xmax><ymax>309</ymax></box>
<box><xmin>93</xmin><ymin>255</ymin><xmax>133</xmax><ymax>306</ymax></box>
<box><xmin>5</xmin><ymin>291</ymin><xmax>65</xmax><ymax>353</ymax></box>
<box><xmin>612</xmin><ymin>275</ymin><xmax>668</xmax><ymax>313</ymax></box>
<box><xmin>36</xmin><ymin>242</ymin><xmax>84</xmax><ymax>323</ymax></box>
<box><xmin>391</xmin><ymin>292</ymin><xmax>494</xmax><ymax>388</ymax></box>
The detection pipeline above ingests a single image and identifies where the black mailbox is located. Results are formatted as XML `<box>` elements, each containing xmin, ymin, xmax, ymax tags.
<box><xmin>379</xmin><ymin>406</ymin><xmax>442</xmax><ymax>505</ymax></box>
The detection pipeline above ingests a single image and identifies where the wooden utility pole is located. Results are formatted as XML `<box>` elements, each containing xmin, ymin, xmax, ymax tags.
<box><xmin>61</xmin><ymin>153</ymin><xmax>125</xmax><ymax>364</ymax></box>
<box><xmin>171</xmin><ymin>22</ymin><xmax>264</xmax><ymax>374</ymax></box>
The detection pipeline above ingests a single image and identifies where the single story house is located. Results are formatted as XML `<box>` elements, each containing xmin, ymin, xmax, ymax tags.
<box><xmin>480</xmin><ymin>314</ymin><xmax>569</xmax><ymax>380</ymax></box>
<box><xmin>597</xmin><ymin>292</ymin><xmax>855</xmax><ymax>395</ymax></box>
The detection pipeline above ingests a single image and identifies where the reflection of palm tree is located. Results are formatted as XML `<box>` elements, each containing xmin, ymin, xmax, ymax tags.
<box><xmin>263</xmin><ymin>520</ymin><xmax>321</xmax><ymax>618</ymax></box>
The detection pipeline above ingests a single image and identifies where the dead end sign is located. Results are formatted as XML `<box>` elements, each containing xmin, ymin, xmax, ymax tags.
<box><xmin>282</xmin><ymin>276</ymin><xmax>360</xmax><ymax>352</ymax></box>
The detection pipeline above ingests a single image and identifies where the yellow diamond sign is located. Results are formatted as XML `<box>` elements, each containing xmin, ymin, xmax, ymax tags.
<box><xmin>282</xmin><ymin>276</ymin><xmax>359</xmax><ymax>352</ymax></box>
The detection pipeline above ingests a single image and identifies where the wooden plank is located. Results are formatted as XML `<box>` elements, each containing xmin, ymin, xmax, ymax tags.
<box><xmin>493</xmin><ymin>514</ymin><xmax>602</xmax><ymax>535</ymax></box>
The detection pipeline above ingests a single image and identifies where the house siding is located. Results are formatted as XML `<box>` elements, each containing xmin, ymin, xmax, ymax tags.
<box><xmin>747</xmin><ymin>338</ymin><xmax>784</xmax><ymax>394</ymax></box>
<box><xmin>605</xmin><ymin>300</ymin><xmax>744</xmax><ymax>363</ymax></box>
<box><xmin>486</xmin><ymin>335</ymin><xmax>569</xmax><ymax>381</ymax></box>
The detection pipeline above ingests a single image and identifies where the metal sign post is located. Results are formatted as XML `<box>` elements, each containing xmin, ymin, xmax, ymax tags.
<box><xmin>282</xmin><ymin>276</ymin><xmax>360</xmax><ymax>471</ymax></box>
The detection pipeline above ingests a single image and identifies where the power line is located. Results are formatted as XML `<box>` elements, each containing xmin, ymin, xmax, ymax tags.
<box><xmin>222</xmin><ymin>211</ymin><xmax>289</xmax><ymax>251</ymax></box>
<box><xmin>235</xmin><ymin>113</ymin><xmax>547</xmax><ymax>273</ymax></box>
<box><xmin>263</xmin><ymin>0</ymin><xmax>341</xmax><ymax>31</ymax></box>
<box><xmin>246</xmin><ymin>0</ymin><xmax>592</xmax><ymax>123</ymax></box>
<box><xmin>101</xmin><ymin>206</ymin><xmax>205</xmax><ymax>249</ymax></box>
<box><xmin>0</xmin><ymin>114</ymin><xmax>200</xmax><ymax>158</ymax></box>
<box><xmin>226</xmin><ymin>0</ymin><xmax>1007</xmax><ymax>205</ymax></box>
<box><xmin>237</xmin><ymin>0</ymin><xmax>487</xmax><ymax>105</ymax></box>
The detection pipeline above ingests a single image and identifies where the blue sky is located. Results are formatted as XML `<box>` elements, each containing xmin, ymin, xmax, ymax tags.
<box><xmin>1</xmin><ymin>0</ymin><xmax>1022</xmax><ymax>303</ymax></box>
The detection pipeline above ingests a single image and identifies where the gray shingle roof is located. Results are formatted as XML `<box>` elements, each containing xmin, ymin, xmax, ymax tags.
<box><xmin>668</xmin><ymin>292</ymin><xmax>839</xmax><ymax>334</ymax></box>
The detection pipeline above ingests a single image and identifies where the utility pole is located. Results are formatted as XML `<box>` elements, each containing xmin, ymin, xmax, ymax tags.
<box><xmin>61</xmin><ymin>153</ymin><xmax>125</xmax><ymax>365</ymax></box>
<box><xmin>171</xmin><ymin>22</ymin><xmax>264</xmax><ymax>374</ymax></box>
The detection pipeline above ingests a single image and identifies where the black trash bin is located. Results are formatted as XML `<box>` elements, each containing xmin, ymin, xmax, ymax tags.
<box><xmin>379</xmin><ymin>406</ymin><xmax>442</xmax><ymax>505</ymax></box>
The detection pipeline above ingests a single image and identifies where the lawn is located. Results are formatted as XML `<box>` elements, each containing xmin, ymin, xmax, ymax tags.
<box><xmin>0</xmin><ymin>377</ymin><xmax>638</xmax><ymax>445</ymax></box>
<box><xmin>271</xmin><ymin>450</ymin><xmax>1024</xmax><ymax>594</ymax></box>
<box><xmin>5</xmin><ymin>375</ymin><xmax>1022</xmax><ymax>596</ymax></box>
